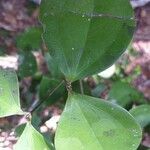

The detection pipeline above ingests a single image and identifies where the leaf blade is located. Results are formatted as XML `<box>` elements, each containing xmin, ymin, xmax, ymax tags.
<box><xmin>130</xmin><ymin>105</ymin><xmax>150</xmax><ymax>128</ymax></box>
<box><xmin>0</xmin><ymin>69</ymin><xmax>23</xmax><ymax>117</ymax></box>
<box><xmin>55</xmin><ymin>93</ymin><xmax>142</xmax><ymax>150</ymax></box>
<box><xmin>40</xmin><ymin>0</ymin><xmax>135</xmax><ymax>81</ymax></box>
<box><xmin>14</xmin><ymin>123</ymin><xmax>53</xmax><ymax>150</ymax></box>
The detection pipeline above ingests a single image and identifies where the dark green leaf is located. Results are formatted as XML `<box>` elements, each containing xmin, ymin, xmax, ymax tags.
<box><xmin>40</xmin><ymin>0</ymin><xmax>135</xmax><ymax>81</ymax></box>
<box><xmin>130</xmin><ymin>105</ymin><xmax>150</xmax><ymax>128</ymax></box>
<box><xmin>16</xmin><ymin>27</ymin><xmax>42</xmax><ymax>51</ymax></box>
<box><xmin>0</xmin><ymin>69</ymin><xmax>24</xmax><ymax>117</ymax></box>
<box><xmin>18</xmin><ymin>51</ymin><xmax>37</xmax><ymax>78</ymax></box>
<box><xmin>55</xmin><ymin>93</ymin><xmax>142</xmax><ymax>150</ymax></box>
<box><xmin>108</xmin><ymin>81</ymin><xmax>145</xmax><ymax>107</ymax></box>
<box><xmin>14</xmin><ymin>122</ymin><xmax>53</xmax><ymax>150</ymax></box>
<box><xmin>0</xmin><ymin>48</ymin><xmax>5</xmax><ymax>56</ymax></box>
<box><xmin>15</xmin><ymin>124</ymin><xmax>26</xmax><ymax>137</ymax></box>
<box><xmin>39</xmin><ymin>76</ymin><xmax>65</xmax><ymax>105</ymax></box>
<box><xmin>44</xmin><ymin>52</ymin><xmax>63</xmax><ymax>78</ymax></box>
<box><xmin>72</xmin><ymin>80</ymin><xmax>91</xmax><ymax>95</ymax></box>
<box><xmin>137</xmin><ymin>145</ymin><xmax>150</xmax><ymax>150</ymax></box>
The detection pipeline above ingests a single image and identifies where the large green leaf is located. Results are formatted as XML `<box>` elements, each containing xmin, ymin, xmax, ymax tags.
<box><xmin>55</xmin><ymin>93</ymin><xmax>142</xmax><ymax>150</ymax></box>
<box><xmin>14</xmin><ymin>122</ymin><xmax>54</xmax><ymax>150</ymax></box>
<box><xmin>130</xmin><ymin>105</ymin><xmax>150</xmax><ymax>128</ymax></box>
<box><xmin>0</xmin><ymin>69</ymin><xmax>23</xmax><ymax>117</ymax></box>
<box><xmin>108</xmin><ymin>81</ymin><xmax>145</xmax><ymax>107</ymax></box>
<box><xmin>40</xmin><ymin>0</ymin><xmax>135</xmax><ymax>81</ymax></box>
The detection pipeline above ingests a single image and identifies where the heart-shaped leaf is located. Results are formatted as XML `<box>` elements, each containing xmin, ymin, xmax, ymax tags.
<box><xmin>55</xmin><ymin>93</ymin><xmax>142</xmax><ymax>150</ymax></box>
<box><xmin>0</xmin><ymin>69</ymin><xmax>23</xmax><ymax>117</ymax></box>
<box><xmin>130</xmin><ymin>105</ymin><xmax>150</xmax><ymax>128</ymax></box>
<box><xmin>40</xmin><ymin>0</ymin><xmax>135</xmax><ymax>81</ymax></box>
<box><xmin>14</xmin><ymin>122</ymin><xmax>54</xmax><ymax>150</ymax></box>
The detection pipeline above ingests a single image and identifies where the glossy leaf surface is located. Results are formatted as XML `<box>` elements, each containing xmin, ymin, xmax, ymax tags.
<box><xmin>0</xmin><ymin>69</ymin><xmax>23</xmax><ymax>117</ymax></box>
<box><xmin>130</xmin><ymin>105</ymin><xmax>150</xmax><ymax>128</ymax></box>
<box><xmin>14</xmin><ymin>122</ymin><xmax>53</xmax><ymax>150</ymax></box>
<box><xmin>55</xmin><ymin>93</ymin><xmax>142</xmax><ymax>150</ymax></box>
<box><xmin>40</xmin><ymin>0</ymin><xmax>135</xmax><ymax>81</ymax></box>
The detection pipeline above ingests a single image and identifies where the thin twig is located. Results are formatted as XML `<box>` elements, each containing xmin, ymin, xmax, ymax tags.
<box><xmin>30</xmin><ymin>80</ymin><xmax>64</xmax><ymax>114</ymax></box>
<box><xmin>79</xmin><ymin>79</ymin><xmax>84</xmax><ymax>94</ymax></box>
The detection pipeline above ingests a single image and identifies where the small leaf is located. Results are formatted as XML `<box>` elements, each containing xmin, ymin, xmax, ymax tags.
<box><xmin>55</xmin><ymin>93</ymin><xmax>142</xmax><ymax>150</ymax></box>
<box><xmin>130</xmin><ymin>105</ymin><xmax>150</xmax><ymax>128</ymax></box>
<box><xmin>108</xmin><ymin>81</ymin><xmax>145</xmax><ymax>107</ymax></box>
<box><xmin>14</xmin><ymin>122</ymin><xmax>54</xmax><ymax>150</ymax></box>
<box><xmin>40</xmin><ymin>0</ymin><xmax>135</xmax><ymax>81</ymax></box>
<box><xmin>39</xmin><ymin>76</ymin><xmax>65</xmax><ymax>105</ymax></box>
<box><xmin>16</xmin><ymin>27</ymin><xmax>42</xmax><ymax>51</ymax></box>
<box><xmin>0</xmin><ymin>69</ymin><xmax>23</xmax><ymax>117</ymax></box>
<box><xmin>18</xmin><ymin>51</ymin><xmax>37</xmax><ymax>78</ymax></box>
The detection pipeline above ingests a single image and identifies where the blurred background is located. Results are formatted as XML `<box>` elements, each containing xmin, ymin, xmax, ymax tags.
<box><xmin>0</xmin><ymin>0</ymin><xmax>150</xmax><ymax>150</ymax></box>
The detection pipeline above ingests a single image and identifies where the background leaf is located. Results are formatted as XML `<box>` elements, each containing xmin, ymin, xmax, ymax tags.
<box><xmin>72</xmin><ymin>80</ymin><xmax>91</xmax><ymax>95</ymax></box>
<box><xmin>108</xmin><ymin>81</ymin><xmax>145</xmax><ymax>107</ymax></box>
<box><xmin>40</xmin><ymin>0</ymin><xmax>135</xmax><ymax>82</ymax></box>
<box><xmin>39</xmin><ymin>76</ymin><xmax>66</xmax><ymax>105</ymax></box>
<box><xmin>14</xmin><ymin>122</ymin><xmax>54</xmax><ymax>150</ymax></box>
<box><xmin>91</xmin><ymin>83</ymin><xmax>106</xmax><ymax>98</ymax></box>
<box><xmin>130</xmin><ymin>105</ymin><xmax>150</xmax><ymax>128</ymax></box>
<box><xmin>18</xmin><ymin>51</ymin><xmax>37</xmax><ymax>78</ymax></box>
<box><xmin>0</xmin><ymin>69</ymin><xmax>23</xmax><ymax>117</ymax></box>
<box><xmin>16</xmin><ymin>27</ymin><xmax>42</xmax><ymax>51</ymax></box>
<box><xmin>55</xmin><ymin>93</ymin><xmax>142</xmax><ymax>150</ymax></box>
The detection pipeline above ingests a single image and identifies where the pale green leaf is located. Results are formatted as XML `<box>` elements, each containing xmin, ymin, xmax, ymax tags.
<box><xmin>55</xmin><ymin>93</ymin><xmax>142</xmax><ymax>150</ymax></box>
<box><xmin>0</xmin><ymin>69</ymin><xmax>23</xmax><ymax>117</ymax></box>
<box><xmin>130</xmin><ymin>105</ymin><xmax>150</xmax><ymax>128</ymax></box>
<box><xmin>14</xmin><ymin>122</ymin><xmax>53</xmax><ymax>150</ymax></box>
